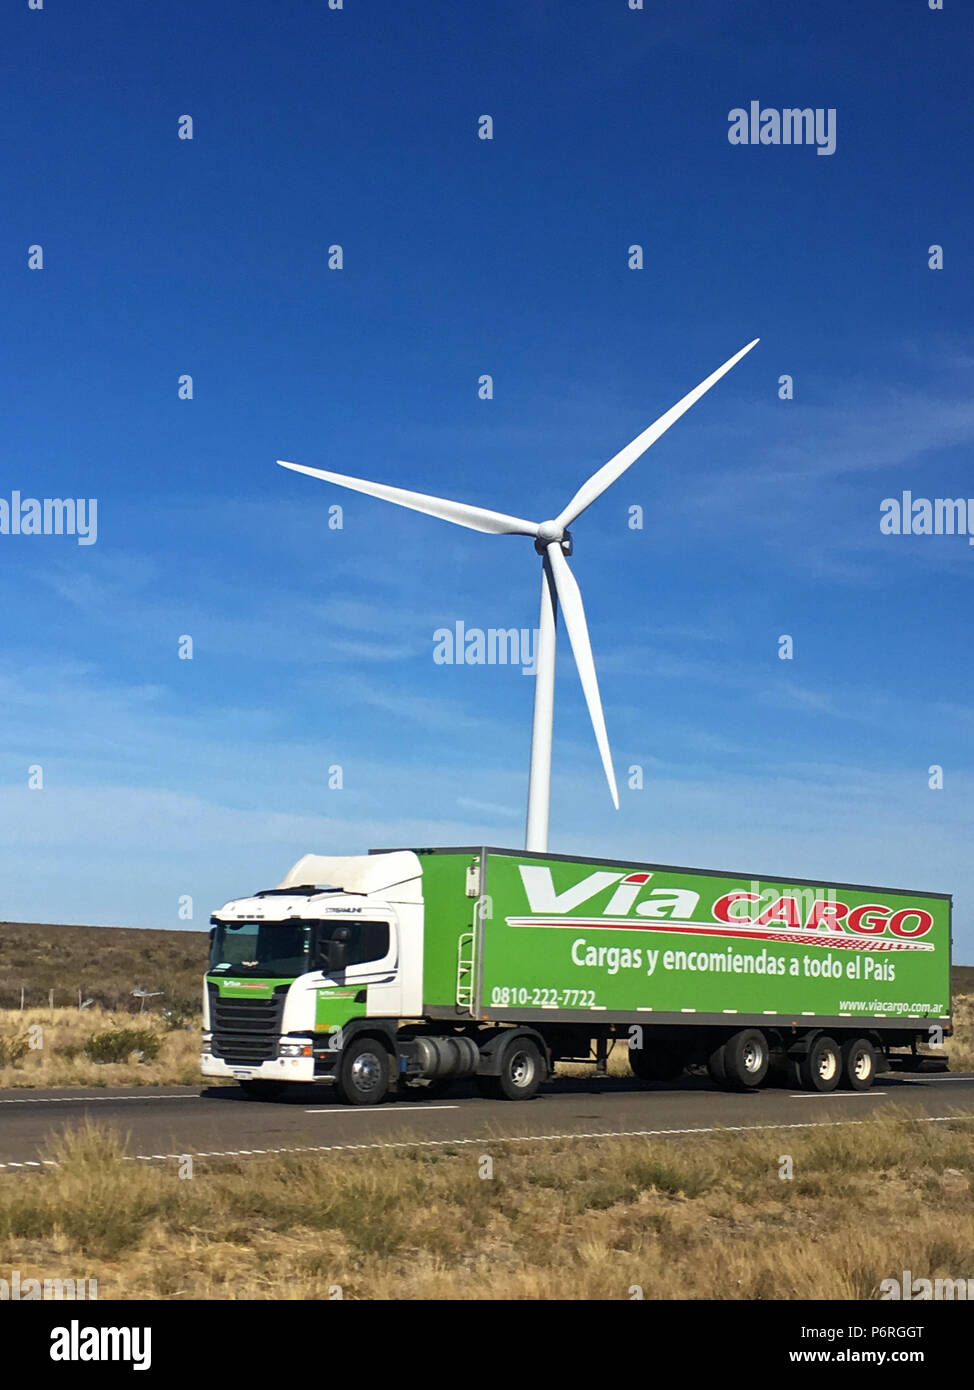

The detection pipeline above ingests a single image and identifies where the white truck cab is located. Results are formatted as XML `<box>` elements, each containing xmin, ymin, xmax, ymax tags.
<box><xmin>202</xmin><ymin>852</ymin><xmax>424</xmax><ymax>1094</ymax></box>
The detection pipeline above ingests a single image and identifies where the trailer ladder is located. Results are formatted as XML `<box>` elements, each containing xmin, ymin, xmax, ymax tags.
<box><xmin>456</xmin><ymin>931</ymin><xmax>476</xmax><ymax>1012</ymax></box>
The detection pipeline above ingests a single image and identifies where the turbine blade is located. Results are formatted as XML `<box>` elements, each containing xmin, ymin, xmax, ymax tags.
<box><xmin>555</xmin><ymin>338</ymin><xmax>759</xmax><ymax>528</ymax></box>
<box><xmin>277</xmin><ymin>461</ymin><xmax>539</xmax><ymax>537</ymax></box>
<box><xmin>545</xmin><ymin>542</ymin><xmax>619</xmax><ymax>810</ymax></box>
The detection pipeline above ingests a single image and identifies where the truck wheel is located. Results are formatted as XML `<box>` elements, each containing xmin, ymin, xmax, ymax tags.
<box><xmin>337</xmin><ymin>1039</ymin><xmax>390</xmax><ymax>1106</ymax></box>
<box><xmin>630</xmin><ymin>1043</ymin><xmax>685</xmax><ymax>1083</ymax></box>
<box><xmin>239</xmin><ymin>1080</ymin><xmax>286</xmax><ymax>1101</ymax></box>
<box><xmin>799</xmin><ymin>1035</ymin><xmax>841</xmax><ymax>1093</ymax></box>
<box><xmin>722</xmin><ymin>1029</ymin><xmax>770</xmax><ymax>1090</ymax></box>
<box><xmin>841</xmin><ymin>1037</ymin><xmax>877</xmax><ymax>1091</ymax></box>
<box><xmin>706</xmin><ymin>1041</ymin><xmax>729</xmax><ymax>1088</ymax></box>
<box><xmin>479</xmin><ymin>1039</ymin><xmax>544</xmax><ymax>1101</ymax></box>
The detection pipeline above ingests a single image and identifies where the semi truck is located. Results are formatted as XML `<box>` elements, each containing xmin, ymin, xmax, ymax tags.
<box><xmin>201</xmin><ymin>846</ymin><xmax>952</xmax><ymax>1104</ymax></box>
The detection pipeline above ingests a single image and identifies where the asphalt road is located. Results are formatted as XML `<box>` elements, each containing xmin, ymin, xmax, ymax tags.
<box><xmin>1</xmin><ymin>1071</ymin><xmax>972</xmax><ymax>1168</ymax></box>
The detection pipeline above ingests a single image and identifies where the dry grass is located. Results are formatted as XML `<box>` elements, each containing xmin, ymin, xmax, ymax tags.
<box><xmin>1</xmin><ymin>1107</ymin><xmax>971</xmax><ymax>1299</ymax></box>
<box><xmin>945</xmin><ymin>995</ymin><xmax>974</xmax><ymax>1070</ymax></box>
<box><xmin>0</xmin><ymin>1007</ymin><xmax>203</xmax><ymax>1089</ymax></box>
<box><xmin>556</xmin><ymin>1043</ymin><xmax>631</xmax><ymax>1079</ymax></box>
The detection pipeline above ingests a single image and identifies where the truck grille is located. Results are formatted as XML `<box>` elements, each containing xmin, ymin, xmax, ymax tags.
<box><xmin>208</xmin><ymin>984</ymin><xmax>287</xmax><ymax>1065</ymax></box>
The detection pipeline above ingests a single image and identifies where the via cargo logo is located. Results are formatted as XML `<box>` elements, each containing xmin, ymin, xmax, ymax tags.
<box><xmin>507</xmin><ymin>867</ymin><xmax>936</xmax><ymax>953</ymax></box>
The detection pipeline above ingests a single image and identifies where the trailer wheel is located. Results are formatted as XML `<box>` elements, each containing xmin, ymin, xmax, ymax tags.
<box><xmin>722</xmin><ymin>1029</ymin><xmax>770</xmax><ymax>1090</ymax></box>
<box><xmin>841</xmin><ymin>1037</ymin><xmax>877</xmax><ymax>1091</ymax></box>
<box><xmin>337</xmin><ymin>1038</ymin><xmax>390</xmax><ymax>1106</ymax></box>
<box><xmin>799</xmin><ymin>1035</ymin><xmax>841</xmax><ymax>1093</ymax></box>
<box><xmin>479</xmin><ymin>1039</ymin><xmax>544</xmax><ymax>1101</ymax></box>
<box><xmin>706</xmin><ymin>1040</ymin><xmax>729</xmax><ymax>1088</ymax></box>
<box><xmin>238</xmin><ymin>1080</ymin><xmax>286</xmax><ymax>1102</ymax></box>
<box><xmin>630</xmin><ymin>1043</ymin><xmax>685</xmax><ymax>1083</ymax></box>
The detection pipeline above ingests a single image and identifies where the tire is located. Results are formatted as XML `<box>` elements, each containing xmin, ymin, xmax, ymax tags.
<box><xmin>842</xmin><ymin>1037</ymin><xmax>877</xmax><ymax>1092</ymax></box>
<box><xmin>238</xmin><ymin>1080</ymin><xmax>287</xmax><ymax>1101</ymax></box>
<box><xmin>799</xmin><ymin>1034</ymin><xmax>841</xmax><ymax>1093</ymax></box>
<box><xmin>629</xmin><ymin>1043</ymin><xmax>685</xmax><ymax>1083</ymax></box>
<box><xmin>706</xmin><ymin>1040</ymin><xmax>729</xmax><ymax>1088</ymax></box>
<box><xmin>478</xmin><ymin>1038</ymin><xmax>544</xmax><ymax>1101</ymax></box>
<box><xmin>722</xmin><ymin>1029</ymin><xmax>770</xmax><ymax>1090</ymax></box>
<box><xmin>336</xmin><ymin>1038</ymin><xmax>390</xmax><ymax>1106</ymax></box>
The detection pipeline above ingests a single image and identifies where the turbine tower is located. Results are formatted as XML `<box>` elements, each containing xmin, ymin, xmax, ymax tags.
<box><xmin>279</xmin><ymin>338</ymin><xmax>758</xmax><ymax>853</ymax></box>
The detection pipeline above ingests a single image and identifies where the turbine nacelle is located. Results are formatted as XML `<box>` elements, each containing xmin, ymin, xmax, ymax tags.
<box><xmin>277</xmin><ymin>337</ymin><xmax>759</xmax><ymax>851</ymax></box>
<box><xmin>535</xmin><ymin>523</ymin><xmax>571</xmax><ymax>556</ymax></box>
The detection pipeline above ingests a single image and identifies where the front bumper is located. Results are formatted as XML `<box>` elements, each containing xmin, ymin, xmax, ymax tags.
<box><xmin>201</xmin><ymin>1052</ymin><xmax>316</xmax><ymax>1084</ymax></box>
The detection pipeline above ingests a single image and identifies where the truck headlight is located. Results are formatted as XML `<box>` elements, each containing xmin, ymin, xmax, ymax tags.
<box><xmin>278</xmin><ymin>1041</ymin><xmax>312</xmax><ymax>1058</ymax></box>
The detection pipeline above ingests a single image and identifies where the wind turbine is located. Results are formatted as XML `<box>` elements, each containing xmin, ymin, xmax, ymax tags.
<box><xmin>279</xmin><ymin>338</ymin><xmax>758</xmax><ymax>853</ymax></box>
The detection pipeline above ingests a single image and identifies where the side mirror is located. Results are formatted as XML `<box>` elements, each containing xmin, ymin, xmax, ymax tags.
<box><xmin>328</xmin><ymin>925</ymin><xmax>352</xmax><ymax>974</ymax></box>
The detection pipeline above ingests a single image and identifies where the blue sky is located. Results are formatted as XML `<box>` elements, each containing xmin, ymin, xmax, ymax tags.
<box><xmin>2</xmin><ymin>1</ymin><xmax>973</xmax><ymax>959</ymax></box>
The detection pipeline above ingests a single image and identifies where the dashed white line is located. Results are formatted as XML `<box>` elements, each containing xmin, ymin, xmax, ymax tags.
<box><xmin>789</xmin><ymin>1092</ymin><xmax>889</xmax><ymax>1098</ymax></box>
<box><xmin>5</xmin><ymin>1111</ymin><xmax>972</xmax><ymax>1170</ymax></box>
<box><xmin>0</xmin><ymin>1094</ymin><xmax>199</xmax><ymax>1105</ymax></box>
<box><xmin>304</xmin><ymin>1105</ymin><xmax>459</xmax><ymax>1114</ymax></box>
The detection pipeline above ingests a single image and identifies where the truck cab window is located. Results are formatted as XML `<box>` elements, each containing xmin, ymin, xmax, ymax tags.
<box><xmin>315</xmin><ymin>920</ymin><xmax>390</xmax><ymax>969</ymax></box>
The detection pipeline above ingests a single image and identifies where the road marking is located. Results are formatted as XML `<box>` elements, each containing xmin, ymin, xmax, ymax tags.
<box><xmin>1</xmin><ymin>1077</ymin><xmax>972</xmax><ymax>1170</ymax></box>
<box><xmin>304</xmin><ymin>1104</ymin><xmax>459</xmax><ymax>1114</ymax></box>
<box><xmin>789</xmin><ymin>1092</ymin><xmax>888</xmax><ymax>1098</ymax></box>
<box><xmin>6</xmin><ymin>1110</ymin><xmax>971</xmax><ymax>1170</ymax></box>
<box><xmin>0</xmin><ymin>1094</ymin><xmax>199</xmax><ymax>1105</ymax></box>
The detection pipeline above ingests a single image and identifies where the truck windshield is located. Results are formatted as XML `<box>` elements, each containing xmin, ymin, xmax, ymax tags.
<box><xmin>209</xmin><ymin>921</ymin><xmax>310</xmax><ymax>978</ymax></box>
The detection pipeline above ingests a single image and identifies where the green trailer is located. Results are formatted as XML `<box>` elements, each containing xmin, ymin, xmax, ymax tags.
<box><xmin>202</xmin><ymin>846</ymin><xmax>952</xmax><ymax>1103</ymax></box>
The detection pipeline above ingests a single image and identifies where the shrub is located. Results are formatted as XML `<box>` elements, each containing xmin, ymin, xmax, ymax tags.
<box><xmin>0</xmin><ymin>1029</ymin><xmax>30</xmax><ymax>1067</ymax></box>
<box><xmin>84</xmin><ymin>1028</ymin><xmax>161</xmax><ymax>1064</ymax></box>
<box><xmin>161</xmin><ymin>995</ymin><xmax>200</xmax><ymax>1030</ymax></box>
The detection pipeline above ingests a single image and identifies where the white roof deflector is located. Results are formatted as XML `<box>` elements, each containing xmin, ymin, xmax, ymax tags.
<box><xmin>276</xmin><ymin>851</ymin><xmax>423</xmax><ymax>903</ymax></box>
